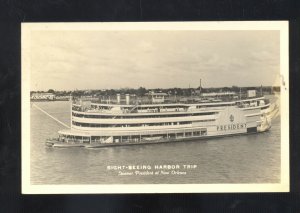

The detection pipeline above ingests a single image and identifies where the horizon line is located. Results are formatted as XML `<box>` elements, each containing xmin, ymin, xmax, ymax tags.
<box><xmin>30</xmin><ymin>85</ymin><xmax>281</xmax><ymax>92</ymax></box>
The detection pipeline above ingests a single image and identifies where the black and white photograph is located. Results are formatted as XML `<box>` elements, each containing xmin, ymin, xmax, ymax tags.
<box><xmin>21</xmin><ymin>22</ymin><xmax>289</xmax><ymax>193</ymax></box>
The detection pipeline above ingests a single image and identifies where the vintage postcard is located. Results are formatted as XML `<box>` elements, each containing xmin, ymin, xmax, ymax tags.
<box><xmin>22</xmin><ymin>21</ymin><xmax>289</xmax><ymax>193</ymax></box>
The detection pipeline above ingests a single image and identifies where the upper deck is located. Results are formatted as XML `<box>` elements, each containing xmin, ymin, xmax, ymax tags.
<box><xmin>72</xmin><ymin>94</ymin><xmax>269</xmax><ymax>115</ymax></box>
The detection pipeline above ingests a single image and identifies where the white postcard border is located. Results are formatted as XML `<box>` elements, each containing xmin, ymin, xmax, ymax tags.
<box><xmin>22</xmin><ymin>21</ymin><xmax>289</xmax><ymax>194</ymax></box>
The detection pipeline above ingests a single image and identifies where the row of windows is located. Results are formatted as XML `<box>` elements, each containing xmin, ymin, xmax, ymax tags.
<box><xmin>112</xmin><ymin>130</ymin><xmax>208</xmax><ymax>142</ymax></box>
<box><xmin>72</xmin><ymin>112</ymin><xmax>217</xmax><ymax>119</ymax></box>
<box><xmin>196</xmin><ymin>104</ymin><xmax>235</xmax><ymax>108</ymax></box>
<box><xmin>72</xmin><ymin>120</ymin><xmax>215</xmax><ymax>128</ymax></box>
<box><xmin>58</xmin><ymin>129</ymin><xmax>208</xmax><ymax>143</ymax></box>
<box><xmin>90</xmin><ymin>104</ymin><xmax>235</xmax><ymax>109</ymax></box>
<box><xmin>72</xmin><ymin>121</ymin><xmax>192</xmax><ymax>128</ymax></box>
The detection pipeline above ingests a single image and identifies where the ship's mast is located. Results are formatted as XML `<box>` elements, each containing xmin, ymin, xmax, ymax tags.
<box><xmin>199</xmin><ymin>78</ymin><xmax>202</xmax><ymax>98</ymax></box>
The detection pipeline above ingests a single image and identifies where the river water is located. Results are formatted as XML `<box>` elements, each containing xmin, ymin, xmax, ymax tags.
<box><xmin>30</xmin><ymin>98</ymin><xmax>281</xmax><ymax>184</ymax></box>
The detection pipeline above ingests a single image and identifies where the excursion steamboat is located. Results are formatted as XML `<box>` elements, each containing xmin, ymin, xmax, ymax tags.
<box><xmin>46</xmin><ymin>90</ymin><xmax>279</xmax><ymax>148</ymax></box>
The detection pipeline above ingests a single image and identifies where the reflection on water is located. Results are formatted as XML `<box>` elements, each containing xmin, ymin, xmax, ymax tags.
<box><xmin>30</xmin><ymin>101</ymin><xmax>281</xmax><ymax>184</ymax></box>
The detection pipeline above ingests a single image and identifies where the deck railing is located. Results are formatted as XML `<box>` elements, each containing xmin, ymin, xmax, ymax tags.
<box><xmin>72</xmin><ymin>95</ymin><xmax>266</xmax><ymax>112</ymax></box>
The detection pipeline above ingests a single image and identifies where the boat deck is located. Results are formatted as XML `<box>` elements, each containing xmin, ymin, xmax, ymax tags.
<box><xmin>46</xmin><ymin>130</ymin><xmax>270</xmax><ymax>149</ymax></box>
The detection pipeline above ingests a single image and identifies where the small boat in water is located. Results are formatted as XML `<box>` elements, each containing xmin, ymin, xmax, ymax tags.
<box><xmin>46</xmin><ymin>139</ymin><xmax>86</xmax><ymax>148</ymax></box>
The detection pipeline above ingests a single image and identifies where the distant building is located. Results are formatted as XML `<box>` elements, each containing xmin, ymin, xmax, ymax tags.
<box><xmin>56</xmin><ymin>95</ymin><xmax>71</xmax><ymax>101</ymax></box>
<box><xmin>31</xmin><ymin>92</ymin><xmax>56</xmax><ymax>101</ymax></box>
<box><xmin>147</xmin><ymin>91</ymin><xmax>168</xmax><ymax>103</ymax></box>
<box><xmin>247</xmin><ymin>90</ymin><xmax>256</xmax><ymax>98</ymax></box>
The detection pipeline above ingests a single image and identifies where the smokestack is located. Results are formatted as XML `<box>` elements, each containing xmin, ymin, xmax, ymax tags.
<box><xmin>117</xmin><ymin>94</ymin><xmax>120</xmax><ymax>104</ymax></box>
<box><xmin>126</xmin><ymin>94</ymin><xmax>130</xmax><ymax>105</ymax></box>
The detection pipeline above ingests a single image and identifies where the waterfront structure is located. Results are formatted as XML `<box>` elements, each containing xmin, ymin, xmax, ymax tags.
<box><xmin>55</xmin><ymin>95</ymin><xmax>71</xmax><ymax>101</ymax></box>
<box><xmin>46</xmin><ymin>91</ymin><xmax>278</xmax><ymax>148</ymax></box>
<box><xmin>147</xmin><ymin>91</ymin><xmax>168</xmax><ymax>103</ymax></box>
<box><xmin>31</xmin><ymin>92</ymin><xmax>56</xmax><ymax>101</ymax></box>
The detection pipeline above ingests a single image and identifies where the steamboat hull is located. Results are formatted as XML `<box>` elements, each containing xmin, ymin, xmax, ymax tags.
<box><xmin>46</xmin><ymin>129</ymin><xmax>270</xmax><ymax>149</ymax></box>
<box><xmin>46</xmin><ymin>94</ymin><xmax>276</xmax><ymax>148</ymax></box>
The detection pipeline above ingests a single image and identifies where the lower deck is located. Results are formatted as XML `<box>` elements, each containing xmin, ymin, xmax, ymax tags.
<box><xmin>53</xmin><ymin>128</ymin><xmax>208</xmax><ymax>144</ymax></box>
<box><xmin>46</xmin><ymin>125</ymin><xmax>265</xmax><ymax>148</ymax></box>
<box><xmin>46</xmin><ymin>129</ymin><xmax>268</xmax><ymax>148</ymax></box>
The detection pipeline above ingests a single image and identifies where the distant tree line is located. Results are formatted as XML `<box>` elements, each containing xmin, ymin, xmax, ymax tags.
<box><xmin>30</xmin><ymin>86</ymin><xmax>280</xmax><ymax>97</ymax></box>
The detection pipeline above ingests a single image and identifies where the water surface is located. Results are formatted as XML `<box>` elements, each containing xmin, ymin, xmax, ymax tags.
<box><xmin>30</xmin><ymin>100</ymin><xmax>281</xmax><ymax>184</ymax></box>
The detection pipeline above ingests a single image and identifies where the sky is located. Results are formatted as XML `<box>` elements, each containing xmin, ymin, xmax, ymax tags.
<box><xmin>30</xmin><ymin>30</ymin><xmax>280</xmax><ymax>91</ymax></box>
